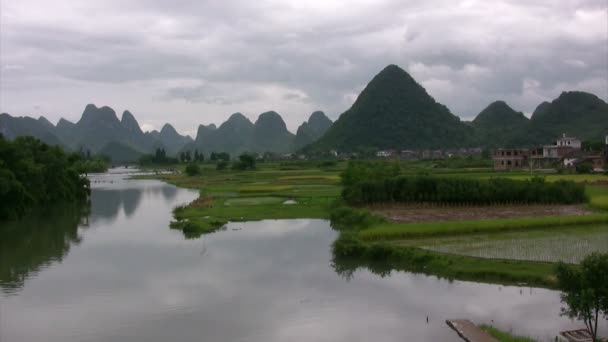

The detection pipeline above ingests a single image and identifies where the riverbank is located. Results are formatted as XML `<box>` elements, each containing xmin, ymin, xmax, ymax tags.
<box><xmin>479</xmin><ymin>325</ymin><xmax>537</xmax><ymax>342</ymax></box>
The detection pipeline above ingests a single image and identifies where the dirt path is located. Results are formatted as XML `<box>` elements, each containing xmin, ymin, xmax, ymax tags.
<box><xmin>370</xmin><ymin>204</ymin><xmax>593</xmax><ymax>224</ymax></box>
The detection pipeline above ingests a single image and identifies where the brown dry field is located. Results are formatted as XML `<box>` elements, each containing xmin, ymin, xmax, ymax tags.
<box><xmin>370</xmin><ymin>204</ymin><xmax>594</xmax><ymax>223</ymax></box>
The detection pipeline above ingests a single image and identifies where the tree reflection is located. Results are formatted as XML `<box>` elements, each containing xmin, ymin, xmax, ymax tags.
<box><xmin>0</xmin><ymin>203</ymin><xmax>89</xmax><ymax>295</ymax></box>
<box><xmin>88</xmin><ymin>188</ymin><xmax>143</xmax><ymax>223</ymax></box>
<box><xmin>88</xmin><ymin>185</ymin><xmax>178</xmax><ymax>223</ymax></box>
<box><xmin>332</xmin><ymin>255</ymin><xmax>395</xmax><ymax>281</ymax></box>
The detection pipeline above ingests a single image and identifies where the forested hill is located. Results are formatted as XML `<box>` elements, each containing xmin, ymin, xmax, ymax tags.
<box><xmin>468</xmin><ymin>92</ymin><xmax>608</xmax><ymax>148</ymax></box>
<box><xmin>305</xmin><ymin>64</ymin><xmax>473</xmax><ymax>152</ymax></box>
<box><xmin>294</xmin><ymin>111</ymin><xmax>333</xmax><ymax>150</ymax></box>
<box><xmin>0</xmin><ymin>136</ymin><xmax>90</xmax><ymax>220</ymax></box>
<box><xmin>471</xmin><ymin>101</ymin><xmax>530</xmax><ymax>148</ymax></box>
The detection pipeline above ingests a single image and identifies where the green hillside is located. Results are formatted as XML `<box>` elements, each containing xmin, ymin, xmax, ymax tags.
<box><xmin>307</xmin><ymin>64</ymin><xmax>473</xmax><ymax>152</ymax></box>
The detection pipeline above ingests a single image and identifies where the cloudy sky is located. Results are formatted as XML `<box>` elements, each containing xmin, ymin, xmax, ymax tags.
<box><xmin>1</xmin><ymin>0</ymin><xmax>606</xmax><ymax>136</ymax></box>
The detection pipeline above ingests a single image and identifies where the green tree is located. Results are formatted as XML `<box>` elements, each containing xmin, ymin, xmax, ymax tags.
<box><xmin>0</xmin><ymin>136</ymin><xmax>90</xmax><ymax>220</ymax></box>
<box><xmin>184</xmin><ymin>163</ymin><xmax>200</xmax><ymax>176</ymax></box>
<box><xmin>194</xmin><ymin>150</ymin><xmax>204</xmax><ymax>162</ymax></box>
<box><xmin>576</xmin><ymin>162</ymin><xmax>594</xmax><ymax>174</ymax></box>
<box><xmin>232</xmin><ymin>153</ymin><xmax>256</xmax><ymax>170</ymax></box>
<box><xmin>555</xmin><ymin>253</ymin><xmax>608</xmax><ymax>341</ymax></box>
<box><xmin>216</xmin><ymin>160</ymin><xmax>228</xmax><ymax>170</ymax></box>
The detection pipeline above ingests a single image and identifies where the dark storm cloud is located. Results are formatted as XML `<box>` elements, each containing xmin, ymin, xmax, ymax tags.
<box><xmin>0</xmin><ymin>0</ymin><xmax>606</xmax><ymax>133</ymax></box>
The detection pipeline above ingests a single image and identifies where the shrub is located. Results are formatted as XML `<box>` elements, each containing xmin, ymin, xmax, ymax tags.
<box><xmin>576</xmin><ymin>162</ymin><xmax>593</xmax><ymax>174</ymax></box>
<box><xmin>232</xmin><ymin>153</ymin><xmax>256</xmax><ymax>170</ymax></box>
<box><xmin>184</xmin><ymin>163</ymin><xmax>200</xmax><ymax>176</ymax></box>
<box><xmin>216</xmin><ymin>160</ymin><xmax>228</xmax><ymax>170</ymax></box>
<box><xmin>329</xmin><ymin>203</ymin><xmax>385</xmax><ymax>231</ymax></box>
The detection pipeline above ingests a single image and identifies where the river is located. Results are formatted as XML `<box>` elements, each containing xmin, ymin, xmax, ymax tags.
<box><xmin>0</xmin><ymin>169</ymin><xmax>589</xmax><ymax>341</ymax></box>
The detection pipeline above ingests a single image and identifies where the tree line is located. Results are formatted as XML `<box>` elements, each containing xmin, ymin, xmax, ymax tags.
<box><xmin>0</xmin><ymin>135</ymin><xmax>91</xmax><ymax>220</ymax></box>
<box><xmin>75</xmin><ymin>147</ymin><xmax>109</xmax><ymax>173</ymax></box>
<box><xmin>184</xmin><ymin>153</ymin><xmax>256</xmax><ymax>176</ymax></box>
<box><xmin>139</xmin><ymin>149</ymin><xmax>231</xmax><ymax>165</ymax></box>
<box><xmin>341</xmin><ymin>162</ymin><xmax>586</xmax><ymax>205</ymax></box>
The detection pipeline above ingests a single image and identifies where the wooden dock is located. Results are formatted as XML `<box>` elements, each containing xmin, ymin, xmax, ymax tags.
<box><xmin>446</xmin><ymin>320</ymin><xmax>499</xmax><ymax>342</ymax></box>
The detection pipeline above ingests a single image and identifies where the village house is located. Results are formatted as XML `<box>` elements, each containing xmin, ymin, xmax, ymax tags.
<box><xmin>376</xmin><ymin>149</ymin><xmax>397</xmax><ymax>158</ymax></box>
<box><xmin>432</xmin><ymin>150</ymin><xmax>444</xmax><ymax>159</ymax></box>
<box><xmin>370</xmin><ymin>147</ymin><xmax>483</xmax><ymax>161</ymax></box>
<box><xmin>337</xmin><ymin>151</ymin><xmax>357</xmax><ymax>160</ymax></box>
<box><xmin>446</xmin><ymin>147</ymin><xmax>483</xmax><ymax>158</ymax></box>
<box><xmin>493</xmin><ymin>134</ymin><xmax>607</xmax><ymax>171</ymax></box>
<box><xmin>400</xmin><ymin>150</ymin><xmax>418</xmax><ymax>160</ymax></box>
<box><xmin>562</xmin><ymin>136</ymin><xmax>608</xmax><ymax>172</ymax></box>
<box><xmin>541</xmin><ymin>134</ymin><xmax>581</xmax><ymax>159</ymax></box>
<box><xmin>493</xmin><ymin>148</ymin><xmax>529</xmax><ymax>170</ymax></box>
<box><xmin>420</xmin><ymin>150</ymin><xmax>432</xmax><ymax>160</ymax></box>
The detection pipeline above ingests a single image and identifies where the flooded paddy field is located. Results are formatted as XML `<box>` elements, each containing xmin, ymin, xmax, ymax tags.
<box><xmin>405</xmin><ymin>225</ymin><xmax>608</xmax><ymax>264</ymax></box>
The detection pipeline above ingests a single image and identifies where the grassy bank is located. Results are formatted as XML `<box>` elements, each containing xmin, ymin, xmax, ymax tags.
<box><xmin>141</xmin><ymin>162</ymin><xmax>342</xmax><ymax>238</ymax></box>
<box><xmin>479</xmin><ymin>325</ymin><xmax>537</xmax><ymax>342</ymax></box>
<box><xmin>332</xmin><ymin>238</ymin><xmax>558</xmax><ymax>287</ymax></box>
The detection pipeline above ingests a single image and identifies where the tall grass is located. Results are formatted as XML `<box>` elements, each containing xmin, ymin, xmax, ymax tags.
<box><xmin>343</xmin><ymin>176</ymin><xmax>587</xmax><ymax>205</ymax></box>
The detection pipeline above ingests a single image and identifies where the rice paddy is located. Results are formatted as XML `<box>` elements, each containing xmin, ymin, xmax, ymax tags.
<box><xmin>416</xmin><ymin>225</ymin><xmax>608</xmax><ymax>264</ymax></box>
<box><xmin>224</xmin><ymin>197</ymin><xmax>285</xmax><ymax>206</ymax></box>
<box><xmin>239</xmin><ymin>185</ymin><xmax>294</xmax><ymax>193</ymax></box>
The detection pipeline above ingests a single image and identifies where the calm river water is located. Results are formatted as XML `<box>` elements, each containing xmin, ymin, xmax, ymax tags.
<box><xmin>0</xmin><ymin>169</ymin><xmax>595</xmax><ymax>341</ymax></box>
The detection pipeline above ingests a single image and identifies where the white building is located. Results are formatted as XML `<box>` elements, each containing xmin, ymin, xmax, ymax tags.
<box><xmin>376</xmin><ymin>150</ymin><xmax>396</xmax><ymax>158</ymax></box>
<box><xmin>542</xmin><ymin>133</ymin><xmax>581</xmax><ymax>158</ymax></box>
<box><xmin>556</xmin><ymin>133</ymin><xmax>581</xmax><ymax>149</ymax></box>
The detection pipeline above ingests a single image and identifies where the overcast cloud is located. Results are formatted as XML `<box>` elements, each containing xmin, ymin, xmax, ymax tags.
<box><xmin>1</xmin><ymin>0</ymin><xmax>606</xmax><ymax>136</ymax></box>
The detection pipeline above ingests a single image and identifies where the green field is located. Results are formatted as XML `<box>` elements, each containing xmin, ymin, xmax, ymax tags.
<box><xmin>141</xmin><ymin>162</ymin><xmax>343</xmax><ymax>238</ymax></box>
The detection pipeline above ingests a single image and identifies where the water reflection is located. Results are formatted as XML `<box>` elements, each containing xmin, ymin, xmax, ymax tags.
<box><xmin>0</xmin><ymin>204</ymin><xmax>88</xmax><ymax>295</ymax></box>
<box><xmin>88</xmin><ymin>173</ymin><xmax>182</xmax><ymax>224</ymax></box>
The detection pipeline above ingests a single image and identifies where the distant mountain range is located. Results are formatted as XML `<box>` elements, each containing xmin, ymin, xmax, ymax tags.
<box><xmin>0</xmin><ymin>104</ymin><xmax>192</xmax><ymax>162</ymax></box>
<box><xmin>0</xmin><ymin>104</ymin><xmax>333</xmax><ymax>162</ymax></box>
<box><xmin>1</xmin><ymin>64</ymin><xmax>606</xmax><ymax>161</ymax></box>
